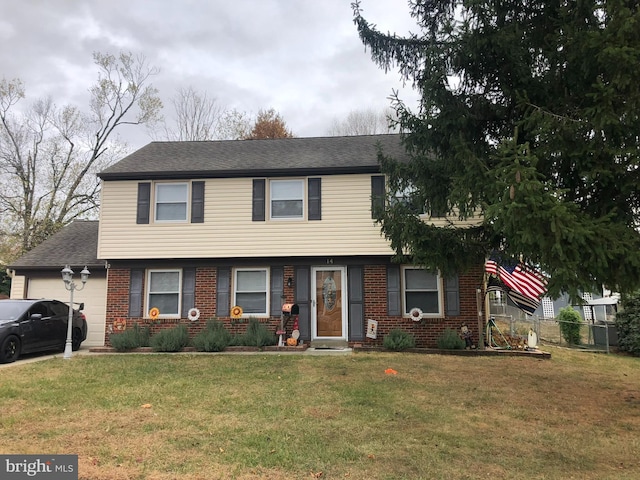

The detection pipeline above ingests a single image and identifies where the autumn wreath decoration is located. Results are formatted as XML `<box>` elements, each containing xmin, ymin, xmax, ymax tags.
<box><xmin>230</xmin><ymin>305</ymin><xmax>243</xmax><ymax>318</ymax></box>
<box><xmin>409</xmin><ymin>307</ymin><xmax>423</xmax><ymax>322</ymax></box>
<box><xmin>187</xmin><ymin>307</ymin><xmax>200</xmax><ymax>322</ymax></box>
<box><xmin>149</xmin><ymin>307</ymin><xmax>160</xmax><ymax>320</ymax></box>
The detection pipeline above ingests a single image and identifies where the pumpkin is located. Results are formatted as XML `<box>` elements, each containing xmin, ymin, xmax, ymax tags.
<box><xmin>286</xmin><ymin>338</ymin><xmax>298</xmax><ymax>347</ymax></box>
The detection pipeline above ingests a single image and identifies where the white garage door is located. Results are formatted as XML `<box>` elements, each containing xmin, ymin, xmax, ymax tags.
<box><xmin>27</xmin><ymin>277</ymin><xmax>107</xmax><ymax>347</ymax></box>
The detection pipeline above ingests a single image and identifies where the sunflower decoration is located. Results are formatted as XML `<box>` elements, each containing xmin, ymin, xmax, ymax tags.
<box><xmin>230</xmin><ymin>305</ymin><xmax>243</xmax><ymax>319</ymax></box>
<box><xmin>149</xmin><ymin>307</ymin><xmax>160</xmax><ymax>320</ymax></box>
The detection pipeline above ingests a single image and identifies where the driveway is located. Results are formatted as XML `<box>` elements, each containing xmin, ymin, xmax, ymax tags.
<box><xmin>0</xmin><ymin>347</ymin><xmax>93</xmax><ymax>368</ymax></box>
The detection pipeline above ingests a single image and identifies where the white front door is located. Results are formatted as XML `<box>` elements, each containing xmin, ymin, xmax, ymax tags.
<box><xmin>311</xmin><ymin>266</ymin><xmax>347</xmax><ymax>341</ymax></box>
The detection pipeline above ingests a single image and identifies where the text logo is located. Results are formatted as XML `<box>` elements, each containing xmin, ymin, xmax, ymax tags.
<box><xmin>1</xmin><ymin>455</ymin><xmax>78</xmax><ymax>479</ymax></box>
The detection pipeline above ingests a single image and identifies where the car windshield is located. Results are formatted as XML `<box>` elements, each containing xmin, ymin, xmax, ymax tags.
<box><xmin>0</xmin><ymin>301</ymin><xmax>30</xmax><ymax>321</ymax></box>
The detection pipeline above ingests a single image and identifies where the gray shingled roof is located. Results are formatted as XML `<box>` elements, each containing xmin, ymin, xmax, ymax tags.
<box><xmin>99</xmin><ymin>134</ymin><xmax>407</xmax><ymax>180</ymax></box>
<box><xmin>9</xmin><ymin>220</ymin><xmax>101</xmax><ymax>271</ymax></box>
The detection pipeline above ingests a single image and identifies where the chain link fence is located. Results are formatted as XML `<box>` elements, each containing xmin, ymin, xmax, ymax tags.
<box><xmin>489</xmin><ymin>313</ymin><xmax>618</xmax><ymax>353</ymax></box>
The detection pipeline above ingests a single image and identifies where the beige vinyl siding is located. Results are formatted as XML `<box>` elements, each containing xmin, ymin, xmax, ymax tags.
<box><xmin>98</xmin><ymin>175</ymin><xmax>391</xmax><ymax>259</ymax></box>
<box><xmin>98</xmin><ymin>175</ymin><xmax>482</xmax><ymax>260</ymax></box>
<box><xmin>9</xmin><ymin>274</ymin><xmax>26</xmax><ymax>299</ymax></box>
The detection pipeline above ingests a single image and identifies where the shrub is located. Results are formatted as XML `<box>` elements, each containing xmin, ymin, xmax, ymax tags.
<box><xmin>383</xmin><ymin>329</ymin><xmax>416</xmax><ymax>351</ymax></box>
<box><xmin>436</xmin><ymin>328</ymin><xmax>466</xmax><ymax>349</ymax></box>
<box><xmin>241</xmin><ymin>318</ymin><xmax>277</xmax><ymax>348</ymax></box>
<box><xmin>558</xmin><ymin>307</ymin><xmax>582</xmax><ymax>345</ymax></box>
<box><xmin>150</xmin><ymin>325</ymin><xmax>190</xmax><ymax>352</ymax></box>
<box><xmin>192</xmin><ymin>319</ymin><xmax>231</xmax><ymax>352</ymax></box>
<box><xmin>616</xmin><ymin>293</ymin><xmax>640</xmax><ymax>356</ymax></box>
<box><xmin>109</xmin><ymin>324</ymin><xmax>150</xmax><ymax>351</ymax></box>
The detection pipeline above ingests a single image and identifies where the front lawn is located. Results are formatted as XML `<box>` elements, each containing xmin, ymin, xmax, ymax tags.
<box><xmin>1</xmin><ymin>347</ymin><xmax>638</xmax><ymax>479</ymax></box>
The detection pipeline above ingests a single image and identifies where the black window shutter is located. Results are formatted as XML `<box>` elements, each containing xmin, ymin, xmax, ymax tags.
<box><xmin>252</xmin><ymin>179</ymin><xmax>265</xmax><ymax>221</ymax></box>
<box><xmin>136</xmin><ymin>183</ymin><xmax>151</xmax><ymax>224</ymax></box>
<box><xmin>348</xmin><ymin>266</ymin><xmax>365</xmax><ymax>341</ymax></box>
<box><xmin>308</xmin><ymin>178</ymin><xmax>321</xmax><ymax>221</ymax></box>
<box><xmin>129</xmin><ymin>269</ymin><xmax>144</xmax><ymax>317</ymax></box>
<box><xmin>181</xmin><ymin>268</ymin><xmax>196</xmax><ymax>317</ymax></box>
<box><xmin>445</xmin><ymin>275</ymin><xmax>460</xmax><ymax>316</ymax></box>
<box><xmin>191</xmin><ymin>181</ymin><xmax>205</xmax><ymax>223</ymax></box>
<box><xmin>387</xmin><ymin>265</ymin><xmax>402</xmax><ymax>316</ymax></box>
<box><xmin>371</xmin><ymin>175</ymin><xmax>385</xmax><ymax>219</ymax></box>
<box><xmin>295</xmin><ymin>266</ymin><xmax>310</xmax><ymax>341</ymax></box>
<box><xmin>216</xmin><ymin>267</ymin><xmax>230</xmax><ymax>317</ymax></box>
<box><xmin>270</xmin><ymin>267</ymin><xmax>284</xmax><ymax>317</ymax></box>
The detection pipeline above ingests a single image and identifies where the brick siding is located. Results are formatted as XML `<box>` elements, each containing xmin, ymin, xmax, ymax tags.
<box><xmin>104</xmin><ymin>263</ymin><xmax>485</xmax><ymax>348</ymax></box>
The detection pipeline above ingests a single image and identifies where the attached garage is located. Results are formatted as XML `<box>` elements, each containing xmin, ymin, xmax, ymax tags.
<box><xmin>8</xmin><ymin>221</ymin><xmax>107</xmax><ymax>347</ymax></box>
<box><xmin>23</xmin><ymin>276</ymin><xmax>106</xmax><ymax>347</ymax></box>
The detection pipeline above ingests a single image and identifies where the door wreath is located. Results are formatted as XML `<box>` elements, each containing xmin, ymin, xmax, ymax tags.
<box><xmin>187</xmin><ymin>307</ymin><xmax>200</xmax><ymax>321</ymax></box>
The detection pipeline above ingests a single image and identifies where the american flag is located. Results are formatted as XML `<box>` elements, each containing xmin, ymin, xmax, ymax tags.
<box><xmin>485</xmin><ymin>255</ymin><xmax>547</xmax><ymax>300</ymax></box>
<box><xmin>486</xmin><ymin>276</ymin><xmax>540</xmax><ymax>315</ymax></box>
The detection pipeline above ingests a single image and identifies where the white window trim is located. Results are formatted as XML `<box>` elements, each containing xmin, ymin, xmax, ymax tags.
<box><xmin>269</xmin><ymin>178</ymin><xmax>305</xmax><ymax>221</ymax></box>
<box><xmin>401</xmin><ymin>266</ymin><xmax>443</xmax><ymax>318</ymax></box>
<box><xmin>146</xmin><ymin>269</ymin><xmax>182</xmax><ymax>318</ymax></box>
<box><xmin>233</xmin><ymin>267</ymin><xmax>270</xmax><ymax>317</ymax></box>
<box><xmin>154</xmin><ymin>182</ymin><xmax>189</xmax><ymax>223</ymax></box>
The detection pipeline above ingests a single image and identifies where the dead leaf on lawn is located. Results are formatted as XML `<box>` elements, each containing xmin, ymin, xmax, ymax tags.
<box><xmin>141</xmin><ymin>404</ymin><xmax>152</xmax><ymax>409</ymax></box>
<box><xmin>385</xmin><ymin>368</ymin><xmax>398</xmax><ymax>375</ymax></box>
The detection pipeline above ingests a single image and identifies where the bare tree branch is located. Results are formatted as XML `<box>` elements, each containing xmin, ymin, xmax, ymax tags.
<box><xmin>326</xmin><ymin>107</ymin><xmax>398</xmax><ymax>136</ymax></box>
<box><xmin>0</xmin><ymin>51</ymin><xmax>161</xmax><ymax>255</ymax></box>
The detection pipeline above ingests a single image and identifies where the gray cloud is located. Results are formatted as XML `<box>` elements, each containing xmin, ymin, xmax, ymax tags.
<box><xmin>0</xmin><ymin>0</ymin><xmax>421</xmax><ymax>148</ymax></box>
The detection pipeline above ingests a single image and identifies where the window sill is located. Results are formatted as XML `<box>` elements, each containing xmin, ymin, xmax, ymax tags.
<box><xmin>142</xmin><ymin>317</ymin><xmax>182</xmax><ymax>324</ymax></box>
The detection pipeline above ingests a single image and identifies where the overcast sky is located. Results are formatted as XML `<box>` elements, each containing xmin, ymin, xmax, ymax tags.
<box><xmin>0</xmin><ymin>0</ymin><xmax>422</xmax><ymax>150</ymax></box>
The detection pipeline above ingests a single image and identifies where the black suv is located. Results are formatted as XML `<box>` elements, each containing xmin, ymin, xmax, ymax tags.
<box><xmin>0</xmin><ymin>299</ymin><xmax>88</xmax><ymax>363</ymax></box>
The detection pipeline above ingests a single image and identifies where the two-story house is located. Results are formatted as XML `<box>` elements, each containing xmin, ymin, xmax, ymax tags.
<box><xmin>96</xmin><ymin>134</ymin><xmax>483</xmax><ymax>348</ymax></box>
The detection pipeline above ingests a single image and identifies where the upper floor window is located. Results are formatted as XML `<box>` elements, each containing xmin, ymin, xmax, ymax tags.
<box><xmin>402</xmin><ymin>266</ymin><xmax>442</xmax><ymax>317</ymax></box>
<box><xmin>270</xmin><ymin>179</ymin><xmax>304</xmax><ymax>219</ymax></box>
<box><xmin>392</xmin><ymin>184</ymin><xmax>447</xmax><ymax>218</ymax></box>
<box><xmin>155</xmin><ymin>183</ymin><xmax>188</xmax><ymax>222</ymax></box>
<box><xmin>234</xmin><ymin>268</ymin><xmax>269</xmax><ymax>316</ymax></box>
<box><xmin>253</xmin><ymin>178</ymin><xmax>320</xmax><ymax>222</ymax></box>
<box><xmin>147</xmin><ymin>269</ymin><xmax>182</xmax><ymax>317</ymax></box>
<box><xmin>137</xmin><ymin>181</ymin><xmax>204</xmax><ymax>225</ymax></box>
<box><xmin>392</xmin><ymin>185</ymin><xmax>426</xmax><ymax>215</ymax></box>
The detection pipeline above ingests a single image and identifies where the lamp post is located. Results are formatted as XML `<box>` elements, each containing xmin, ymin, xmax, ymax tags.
<box><xmin>61</xmin><ymin>265</ymin><xmax>90</xmax><ymax>359</ymax></box>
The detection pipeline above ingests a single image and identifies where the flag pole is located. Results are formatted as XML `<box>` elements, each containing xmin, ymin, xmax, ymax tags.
<box><xmin>477</xmin><ymin>285</ymin><xmax>485</xmax><ymax>351</ymax></box>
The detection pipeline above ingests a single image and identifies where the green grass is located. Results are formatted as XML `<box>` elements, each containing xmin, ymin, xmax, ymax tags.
<box><xmin>1</xmin><ymin>348</ymin><xmax>639</xmax><ymax>479</ymax></box>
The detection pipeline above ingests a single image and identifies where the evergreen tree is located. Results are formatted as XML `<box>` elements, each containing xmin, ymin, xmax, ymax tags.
<box><xmin>353</xmin><ymin>0</ymin><xmax>640</xmax><ymax>297</ymax></box>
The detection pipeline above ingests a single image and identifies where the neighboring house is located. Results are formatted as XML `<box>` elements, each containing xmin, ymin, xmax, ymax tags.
<box><xmin>8</xmin><ymin>220</ymin><xmax>107</xmax><ymax>347</ymax></box>
<box><xmin>96</xmin><ymin>134</ymin><xmax>484</xmax><ymax>348</ymax></box>
<box><xmin>490</xmin><ymin>290</ymin><xmax>617</xmax><ymax>324</ymax></box>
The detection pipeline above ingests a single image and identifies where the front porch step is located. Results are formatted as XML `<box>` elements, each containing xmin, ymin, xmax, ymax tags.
<box><xmin>310</xmin><ymin>339</ymin><xmax>349</xmax><ymax>349</ymax></box>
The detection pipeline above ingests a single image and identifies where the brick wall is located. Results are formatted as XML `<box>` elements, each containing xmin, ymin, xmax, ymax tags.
<box><xmin>362</xmin><ymin>264</ymin><xmax>484</xmax><ymax>348</ymax></box>
<box><xmin>104</xmin><ymin>266</ymin><xmax>296</xmax><ymax>346</ymax></box>
<box><xmin>104</xmin><ymin>263</ymin><xmax>485</xmax><ymax>348</ymax></box>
